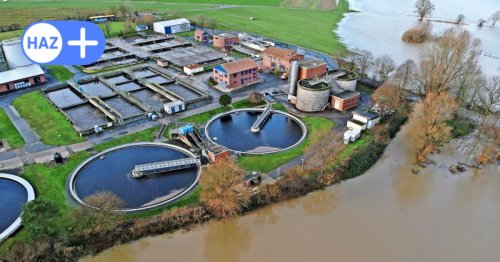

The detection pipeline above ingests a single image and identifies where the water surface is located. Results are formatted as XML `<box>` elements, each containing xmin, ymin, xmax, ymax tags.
<box><xmin>89</xmin><ymin>126</ymin><xmax>500</xmax><ymax>262</ymax></box>
<box><xmin>0</xmin><ymin>178</ymin><xmax>27</xmax><ymax>233</ymax></box>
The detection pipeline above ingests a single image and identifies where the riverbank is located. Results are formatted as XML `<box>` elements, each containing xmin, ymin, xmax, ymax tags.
<box><xmin>0</xmin><ymin>107</ymin><xmax>407</xmax><ymax>261</ymax></box>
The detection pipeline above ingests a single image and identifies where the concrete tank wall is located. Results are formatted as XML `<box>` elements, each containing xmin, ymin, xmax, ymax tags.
<box><xmin>1</xmin><ymin>40</ymin><xmax>32</xmax><ymax>69</ymax></box>
<box><xmin>334</xmin><ymin>78</ymin><xmax>357</xmax><ymax>91</ymax></box>
<box><xmin>295</xmin><ymin>80</ymin><xmax>330</xmax><ymax>112</ymax></box>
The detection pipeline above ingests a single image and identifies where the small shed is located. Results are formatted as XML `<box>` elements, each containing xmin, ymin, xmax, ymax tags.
<box><xmin>153</xmin><ymin>18</ymin><xmax>191</xmax><ymax>34</ymax></box>
<box><xmin>164</xmin><ymin>100</ymin><xmax>185</xmax><ymax>115</ymax></box>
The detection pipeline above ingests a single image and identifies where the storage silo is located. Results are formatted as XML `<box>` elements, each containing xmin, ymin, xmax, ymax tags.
<box><xmin>288</xmin><ymin>60</ymin><xmax>299</xmax><ymax>96</ymax></box>
<box><xmin>1</xmin><ymin>39</ymin><xmax>32</xmax><ymax>69</ymax></box>
<box><xmin>295</xmin><ymin>79</ymin><xmax>331</xmax><ymax>112</ymax></box>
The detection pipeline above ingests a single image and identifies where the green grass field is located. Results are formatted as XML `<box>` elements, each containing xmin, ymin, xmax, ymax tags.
<box><xmin>238</xmin><ymin>116</ymin><xmax>334</xmax><ymax>173</ymax></box>
<box><xmin>46</xmin><ymin>65</ymin><xmax>74</xmax><ymax>81</ymax></box>
<box><xmin>180</xmin><ymin>99</ymin><xmax>261</xmax><ymax>124</ymax></box>
<box><xmin>12</xmin><ymin>91</ymin><xmax>84</xmax><ymax>146</ymax></box>
<box><xmin>0</xmin><ymin>0</ymin><xmax>350</xmax><ymax>54</ymax></box>
<box><xmin>0</xmin><ymin>109</ymin><xmax>25</xmax><ymax>149</ymax></box>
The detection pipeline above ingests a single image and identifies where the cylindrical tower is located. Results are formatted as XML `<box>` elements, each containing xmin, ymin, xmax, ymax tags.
<box><xmin>1</xmin><ymin>39</ymin><xmax>32</xmax><ymax>69</ymax></box>
<box><xmin>288</xmin><ymin>60</ymin><xmax>299</xmax><ymax>96</ymax></box>
<box><xmin>295</xmin><ymin>79</ymin><xmax>331</xmax><ymax>112</ymax></box>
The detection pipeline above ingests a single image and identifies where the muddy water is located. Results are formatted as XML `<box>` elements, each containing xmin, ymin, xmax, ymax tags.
<box><xmin>337</xmin><ymin>0</ymin><xmax>500</xmax><ymax>77</ymax></box>
<box><xmin>88</xmin><ymin>124</ymin><xmax>500</xmax><ymax>262</ymax></box>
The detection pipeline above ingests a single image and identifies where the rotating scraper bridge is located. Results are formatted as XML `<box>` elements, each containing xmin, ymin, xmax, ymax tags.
<box><xmin>131</xmin><ymin>157</ymin><xmax>200</xmax><ymax>178</ymax></box>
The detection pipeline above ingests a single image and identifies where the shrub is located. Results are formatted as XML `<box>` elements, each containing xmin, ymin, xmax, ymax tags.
<box><xmin>402</xmin><ymin>23</ymin><xmax>432</xmax><ymax>43</ymax></box>
<box><xmin>387</xmin><ymin>112</ymin><xmax>408</xmax><ymax>138</ymax></box>
<box><xmin>341</xmin><ymin>141</ymin><xmax>388</xmax><ymax>180</ymax></box>
<box><xmin>446</xmin><ymin>118</ymin><xmax>475</xmax><ymax>138</ymax></box>
<box><xmin>219</xmin><ymin>94</ymin><xmax>232</xmax><ymax>107</ymax></box>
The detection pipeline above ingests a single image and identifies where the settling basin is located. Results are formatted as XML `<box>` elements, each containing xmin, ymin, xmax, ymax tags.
<box><xmin>205</xmin><ymin>109</ymin><xmax>307</xmax><ymax>154</ymax></box>
<box><xmin>0</xmin><ymin>174</ymin><xmax>35</xmax><ymax>242</ymax></box>
<box><xmin>68</xmin><ymin>143</ymin><xmax>200</xmax><ymax>212</ymax></box>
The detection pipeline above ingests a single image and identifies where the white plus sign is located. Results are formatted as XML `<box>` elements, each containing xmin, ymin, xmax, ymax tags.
<box><xmin>67</xmin><ymin>27</ymin><xmax>98</xmax><ymax>59</ymax></box>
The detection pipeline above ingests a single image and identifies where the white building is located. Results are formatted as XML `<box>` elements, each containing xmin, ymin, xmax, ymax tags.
<box><xmin>153</xmin><ymin>18</ymin><xmax>191</xmax><ymax>35</ymax></box>
<box><xmin>347</xmin><ymin>108</ymin><xmax>380</xmax><ymax>131</ymax></box>
<box><xmin>164</xmin><ymin>100</ymin><xmax>185</xmax><ymax>115</ymax></box>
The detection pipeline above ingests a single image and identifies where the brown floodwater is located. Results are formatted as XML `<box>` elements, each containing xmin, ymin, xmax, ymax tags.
<box><xmin>87</xmin><ymin>124</ymin><xmax>500</xmax><ymax>262</ymax></box>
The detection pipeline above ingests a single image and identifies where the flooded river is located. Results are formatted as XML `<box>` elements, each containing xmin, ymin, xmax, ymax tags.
<box><xmin>88</xmin><ymin>124</ymin><xmax>500</xmax><ymax>262</ymax></box>
<box><xmin>337</xmin><ymin>0</ymin><xmax>500</xmax><ymax>77</ymax></box>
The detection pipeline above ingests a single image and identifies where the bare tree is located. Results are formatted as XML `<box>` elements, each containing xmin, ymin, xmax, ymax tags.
<box><xmin>141</xmin><ymin>14</ymin><xmax>154</xmax><ymax>27</ymax></box>
<box><xmin>206</xmin><ymin>18</ymin><xmax>218</xmax><ymax>29</ymax></box>
<box><xmin>456</xmin><ymin>14</ymin><xmax>465</xmax><ymax>24</ymax></box>
<box><xmin>393</xmin><ymin>59</ymin><xmax>417</xmax><ymax>90</ymax></box>
<box><xmin>467</xmin><ymin>114</ymin><xmax>499</xmax><ymax>165</ymax></box>
<box><xmin>489</xmin><ymin>11</ymin><xmax>500</xmax><ymax>26</ymax></box>
<box><xmin>196</xmin><ymin>15</ymin><xmax>209</xmax><ymax>27</ymax></box>
<box><xmin>199</xmin><ymin>159</ymin><xmax>249</xmax><ymax>219</ymax></box>
<box><xmin>416</xmin><ymin>28</ymin><xmax>482</xmax><ymax>96</ymax></box>
<box><xmin>372</xmin><ymin>82</ymin><xmax>405</xmax><ymax>116</ymax></box>
<box><xmin>406</xmin><ymin>92</ymin><xmax>458</xmax><ymax>161</ymax></box>
<box><xmin>305</xmin><ymin>130</ymin><xmax>345</xmax><ymax>174</ymax></box>
<box><xmin>453</xmin><ymin>62</ymin><xmax>484</xmax><ymax>110</ymax></box>
<box><xmin>476</xmin><ymin>76</ymin><xmax>500</xmax><ymax>113</ymax></box>
<box><xmin>374</xmin><ymin>55</ymin><xmax>396</xmax><ymax>82</ymax></box>
<box><xmin>478</xmin><ymin>19</ymin><xmax>487</xmax><ymax>27</ymax></box>
<box><xmin>414</xmin><ymin>0</ymin><xmax>435</xmax><ymax>20</ymax></box>
<box><xmin>355</xmin><ymin>50</ymin><xmax>374</xmax><ymax>78</ymax></box>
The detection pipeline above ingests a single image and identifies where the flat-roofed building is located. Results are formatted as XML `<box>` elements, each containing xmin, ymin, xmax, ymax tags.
<box><xmin>212</xmin><ymin>58</ymin><xmax>259</xmax><ymax>89</ymax></box>
<box><xmin>331</xmin><ymin>90</ymin><xmax>360</xmax><ymax>111</ymax></box>
<box><xmin>153</xmin><ymin>18</ymin><xmax>191</xmax><ymax>34</ymax></box>
<box><xmin>299</xmin><ymin>58</ymin><xmax>327</xmax><ymax>80</ymax></box>
<box><xmin>194</xmin><ymin>29</ymin><xmax>209</xmax><ymax>42</ymax></box>
<box><xmin>213</xmin><ymin>33</ymin><xmax>238</xmax><ymax>49</ymax></box>
<box><xmin>0</xmin><ymin>64</ymin><xmax>46</xmax><ymax>93</ymax></box>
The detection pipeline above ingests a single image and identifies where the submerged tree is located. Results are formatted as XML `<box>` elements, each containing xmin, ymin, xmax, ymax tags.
<box><xmin>393</xmin><ymin>59</ymin><xmax>417</xmax><ymax>90</ymax></box>
<box><xmin>469</xmin><ymin>115</ymin><xmax>499</xmax><ymax>165</ymax></box>
<box><xmin>414</xmin><ymin>0</ymin><xmax>435</xmax><ymax>20</ymax></box>
<box><xmin>416</xmin><ymin>28</ymin><xmax>482</xmax><ymax>96</ymax></box>
<box><xmin>489</xmin><ymin>11</ymin><xmax>500</xmax><ymax>26</ymax></box>
<box><xmin>373</xmin><ymin>55</ymin><xmax>396</xmax><ymax>82</ymax></box>
<box><xmin>407</xmin><ymin>92</ymin><xmax>458</xmax><ymax>161</ymax></box>
<box><xmin>456</xmin><ymin>14</ymin><xmax>465</xmax><ymax>24</ymax></box>
<box><xmin>199</xmin><ymin>159</ymin><xmax>249</xmax><ymax>219</ymax></box>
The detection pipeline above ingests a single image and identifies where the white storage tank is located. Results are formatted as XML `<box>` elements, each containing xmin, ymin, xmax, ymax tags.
<box><xmin>1</xmin><ymin>39</ymin><xmax>32</xmax><ymax>69</ymax></box>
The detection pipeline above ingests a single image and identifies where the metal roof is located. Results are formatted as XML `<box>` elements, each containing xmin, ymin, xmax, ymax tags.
<box><xmin>153</xmin><ymin>18</ymin><xmax>191</xmax><ymax>28</ymax></box>
<box><xmin>0</xmin><ymin>64</ymin><xmax>44</xmax><ymax>84</ymax></box>
<box><xmin>353</xmin><ymin>108</ymin><xmax>379</xmax><ymax>120</ymax></box>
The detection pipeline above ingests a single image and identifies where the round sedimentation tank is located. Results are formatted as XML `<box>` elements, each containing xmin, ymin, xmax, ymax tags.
<box><xmin>68</xmin><ymin>142</ymin><xmax>201</xmax><ymax>212</ymax></box>
<box><xmin>205</xmin><ymin>108</ymin><xmax>307</xmax><ymax>154</ymax></box>
<box><xmin>0</xmin><ymin>173</ymin><xmax>35</xmax><ymax>242</ymax></box>
<box><xmin>295</xmin><ymin>79</ymin><xmax>331</xmax><ymax>112</ymax></box>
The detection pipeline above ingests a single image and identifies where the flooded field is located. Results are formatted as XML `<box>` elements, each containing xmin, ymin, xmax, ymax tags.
<box><xmin>337</xmin><ymin>0</ymin><xmax>500</xmax><ymax>76</ymax></box>
<box><xmin>89</xmin><ymin>125</ymin><xmax>500</xmax><ymax>262</ymax></box>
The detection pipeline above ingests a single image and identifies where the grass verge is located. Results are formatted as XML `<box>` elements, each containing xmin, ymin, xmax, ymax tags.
<box><xmin>12</xmin><ymin>92</ymin><xmax>84</xmax><ymax>146</ymax></box>
<box><xmin>46</xmin><ymin>65</ymin><xmax>73</xmax><ymax>81</ymax></box>
<box><xmin>180</xmin><ymin>99</ymin><xmax>261</xmax><ymax>124</ymax></box>
<box><xmin>0</xmin><ymin>109</ymin><xmax>25</xmax><ymax>149</ymax></box>
<box><xmin>238</xmin><ymin>116</ymin><xmax>334</xmax><ymax>173</ymax></box>
<box><xmin>93</xmin><ymin>127</ymin><xmax>159</xmax><ymax>152</ymax></box>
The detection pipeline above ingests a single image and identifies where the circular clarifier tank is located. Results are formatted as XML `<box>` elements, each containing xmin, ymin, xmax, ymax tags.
<box><xmin>0</xmin><ymin>173</ymin><xmax>35</xmax><ymax>241</ymax></box>
<box><xmin>68</xmin><ymin>143</ymin><xmax>200</xmax><ymax>212</ymax></box>
<box><xmin>205</xmin><ymin>108</ymin><xmax>307</xmax><ymax>154</ymax></box>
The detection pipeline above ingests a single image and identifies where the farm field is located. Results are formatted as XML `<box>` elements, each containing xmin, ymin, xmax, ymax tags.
<box><xmin>0</xmin><ymin>0</ymin><xmax>350</xmax><ymax>54</ymax></box>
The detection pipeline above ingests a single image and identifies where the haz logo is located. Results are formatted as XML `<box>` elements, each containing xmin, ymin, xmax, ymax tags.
<box><xmin>22</xmin><ymin>21</ymin><xmax>106</xmax><ymax>65</ymax></box>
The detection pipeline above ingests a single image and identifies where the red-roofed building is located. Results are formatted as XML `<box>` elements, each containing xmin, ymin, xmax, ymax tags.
<box><xmin>262</xmin><ymin>47</ymin><xmax>304</xmax><ymax>71</ymax></box>
<box><xmin>212</xmin><ymin>58</ymin><xmax>259</xmax><ymax>89</ymax></box>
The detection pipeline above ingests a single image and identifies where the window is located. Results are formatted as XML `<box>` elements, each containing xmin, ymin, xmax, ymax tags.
<box><xmin>233</xmin><ymin>73</ymin><xmax>237</xmax><ymax>77</ymax></box>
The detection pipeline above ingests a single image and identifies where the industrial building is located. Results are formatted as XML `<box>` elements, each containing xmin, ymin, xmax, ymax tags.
<box><xmin>294</xmin><ymin>79</ymin><xmax>331</xmax><ymax>112</ymax></box>
<box><xmin>347</xmin><ymin>108</ymin><xmax>380</xmax><ymax>131</ymax></box>
<box><xmin>299</xmin><ymin>58</ymin><xmax>327</xmax><ymax>80</ymax></box>
<box><xmin>331</xmin><ymin>90</ymin><xmax>360</xmax><ymax>111</ymax></box>
<box><xmin>213</xmin><ymin>33</ymin><xmax>238</xmax><ymax>49</ymax></box>
<box><xmin>212</xmin><ymin>58</ymin><xmax>259</xmax><ymax>89</ymax></box>
<box><xmin>194</xmin><ymin>29</ymin><xmax>209</xmax><ymax>42</ymax></box>
<box><xmin>262</xmin><ymin>46</ymin><xmax>304</xmax><ymax>72</ymax></box>
<box><xmin>0</xmin><ymin>39</ymin><xmax>46</xmax><ymax>94</ymax></box>
<box><xmin>153</xmin><ymin>18</ymin><xmax>191</xmax><ymax>35</ymax></box>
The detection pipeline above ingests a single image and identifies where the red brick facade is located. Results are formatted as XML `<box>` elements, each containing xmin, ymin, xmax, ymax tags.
<box><xmin>262</xmin><ymin>47</ymin><xmax>304</xmax><ymax>72</ymax></box>
<box><xmin>299</xmin><ymin>61</ymin><xmax>327</xmax><ymax>80</ymax></box>
<box><xmin>212</xmin><ymin>58</ymin><xmax>259</xmax><ymax>89</ymax></box>
<box><xmin>0</xmin><ymin>74</ymin><xmax>46</xmax><ymax>94</ymax></box>
<box><xmin>213</xmin><ymin>33</ymin><xmax>239</xmax><ymax>49</ymax></box>
<box><xmin>331</xmin><ymin>92</ymin><xmax>360</xmax><ymax>111</ymax></box>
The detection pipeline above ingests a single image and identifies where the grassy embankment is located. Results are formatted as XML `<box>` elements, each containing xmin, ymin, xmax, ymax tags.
<box><xmin>12</xmin><ymin>91</ymin><xmax>84</xmax><ymax>146</ymax></box>
<box><xmin>0</xmin><ymin>109</ymin><xmax>25</xmax><ymax>149</ymax></box>
<box><xmin>46</xmin><ymin>65</ymin><xmax>74</xmax><ymax>81</ymax></box>
<box><xmin>0</xmin><ymin>0</ymin><xmax>350</xmax><ymax>54</ymax></box>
